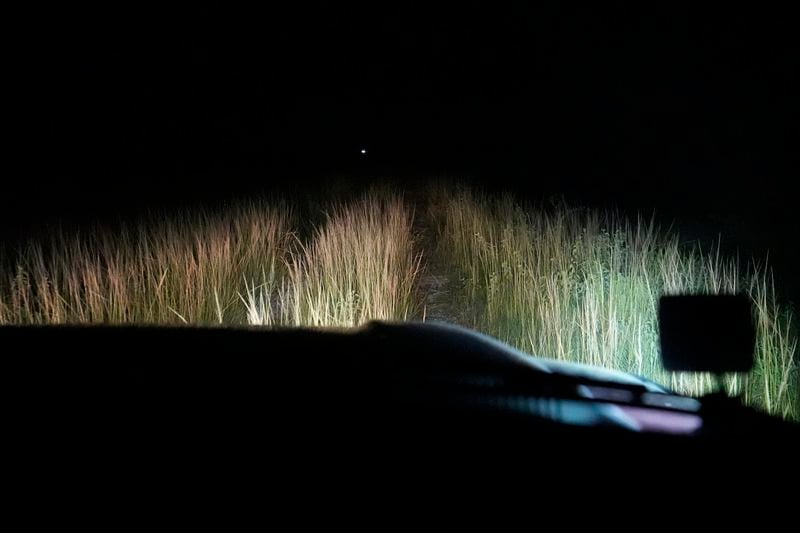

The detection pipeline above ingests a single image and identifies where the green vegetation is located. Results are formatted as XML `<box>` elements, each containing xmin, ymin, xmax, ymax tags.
<box><xmin>428</xmin><ymin>185</ymin><xmax>798</xmax><ymax>420</ymax></box>
<box><xmin>242</xmin><ymin>190</ymin><xmax>421</xmax><ymax>326</ymax></box>
<box><xmin>0</xmin><ymin>201</ymin><xmax>296</xmax><ymax>324</ymax></box>
<box><xmin>0</xmin><ymin>184</ymin><xmax>796</xmax><ymax>419</ymax></box>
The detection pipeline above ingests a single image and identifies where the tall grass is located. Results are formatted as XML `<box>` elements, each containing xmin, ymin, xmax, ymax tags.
<box><xmin>0</xmin><ymin>183</ymin><xmax>796</xmax><ymax>420</ymax></box>
<box><xmin>0</xmin><ymin>202</ymin><xmax>296</xmax><ymax>325</ymax></box>
<box><xmin>0</xmin><ymin>190</ymin><xmax>421</xmax><ymax>328</ymax></box>
<box><xmin>429</xmin><ymin>185</ymin><xmax>798</xmax><ymax>420</ymax></box>
<box><xmin>241</xmin><ymin>190</ymin><xmax>422</xmax><ymax>326</ymax></box>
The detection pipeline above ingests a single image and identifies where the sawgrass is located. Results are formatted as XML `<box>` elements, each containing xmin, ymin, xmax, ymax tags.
<box><xmin>0</xmin><ymin>183</ymin><xmax>796</xmax><ymax>419</ymax></box>
<box><xmin>429</xmin><ymin>185</ymin><xmax>798</xmax><ymax>419</ymax></box>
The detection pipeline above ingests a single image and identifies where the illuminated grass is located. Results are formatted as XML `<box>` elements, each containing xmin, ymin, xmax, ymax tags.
<box><xmin>0</xmin><ymin>189</ymin><xmax>421</xmax><ymax>328</ymax></box>
<box><xmin>0</xmin><ymin>202</ymin><xmax>296</xmax><ymax>324</ymax></box>
<box><xmin>242</xmin><ymin>189</ymin><xmax>422</xmax><ymax>326</ymax></box>
<box><xmin>0</xmin><ymin>183</ymin><xmax>796</xmax><ymax>420</ymax></box>
<box><xmin>429</xmin><ymin>185</ymin><xmax>798</xmax><ymax>420</ymax></box>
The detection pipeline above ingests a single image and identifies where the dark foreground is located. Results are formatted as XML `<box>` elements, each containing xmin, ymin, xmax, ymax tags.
<box><xmin>5</xmin><ymin>322</ymin><xmax>797</xmax><ymax>484</ymax></box>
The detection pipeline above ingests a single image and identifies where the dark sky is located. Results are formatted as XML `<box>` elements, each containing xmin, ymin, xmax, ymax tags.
<box><xmin>6</xmin><ymin>5</ymin><xmax>799</xmax><ymax>233</ymax></box>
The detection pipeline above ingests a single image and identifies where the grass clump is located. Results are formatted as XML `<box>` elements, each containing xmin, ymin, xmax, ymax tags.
<box><xmin>430</xmin><ymin>185</ymin><xmax>798</xmax><ymax>420</ymax></box>
<box><xmin>0</xmin><ymin>183</ymin><xmax>796</xmax><ymax>420</ymax></box>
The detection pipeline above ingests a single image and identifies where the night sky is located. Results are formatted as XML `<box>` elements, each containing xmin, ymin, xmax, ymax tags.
<box><xmin>6</xmin><ymin>4</ymin><xmax>799</xmax><ymax>297</ymax></box>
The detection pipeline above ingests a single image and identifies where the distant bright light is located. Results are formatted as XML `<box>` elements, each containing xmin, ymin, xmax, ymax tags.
<box><xmin>360</xmin><ymin>149</ymin><xmax>367</xmax><ymax>154</ymax></box>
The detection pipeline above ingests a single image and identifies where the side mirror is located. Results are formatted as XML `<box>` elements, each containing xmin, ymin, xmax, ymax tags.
<box><xmin>659</xmin><ymin>294</ymin><xmax>755</xmax><ymax>373</ymax></box>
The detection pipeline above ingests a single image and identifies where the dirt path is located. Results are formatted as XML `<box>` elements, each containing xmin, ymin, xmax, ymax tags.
<box><xmin>410</xmin><ymin>190</ymin><xmax>465</xmax><ymax>325</ymax></box>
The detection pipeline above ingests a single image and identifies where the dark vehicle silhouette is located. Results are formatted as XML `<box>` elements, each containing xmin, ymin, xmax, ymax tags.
<box><xmin>4</xmin><ymin>295</ymin><xmax>796</xmax><ymax>476</ymax></box>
